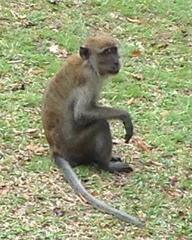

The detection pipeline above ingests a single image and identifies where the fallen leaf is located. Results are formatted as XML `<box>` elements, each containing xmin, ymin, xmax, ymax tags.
<box><xmin>58</xmin><ymin>48</ymin><xmax>69</xmax><ymax>58</ymax></box>
<box><xmin>32</xmin><ymin>69</ymin><xmax>44</xmax><ymax>75</ymax></box>
<box><xmin>91</xmin><ymin>191</ymin><xmax>99</xmax><ymax>197</ymax></box>
<box><xmin>127</xmin><ymin>97</ymin><xmax>135</xmax><ymax>105</ymax></box>
<box><xmin>114</xmin><ymin>179</ymin><xmax>127</xmax><ymax>187</ymax></box>
<box><xmin>149</xmin><ymin>161</ymin><xmax>163</xmax><ymax>167</ymax></box>
<box><xmin>158</xmin><ymin>43</ymin><xmax>169</xmax><ymax>49</ymax></box>
<box><xmin>78</xmin><ymin>193</ymin><xmax>88</xmax><ymax>203</ymax></box>
<box><xmin>27</xmin><ymin>144</ymin><xmax>45</xmax><ymax>155</ymax></box>
<box><xmin>49</xmin><ymin>44</ymin><xmax>59</xmax><ymax>54</ymax></box>
<box><xmin>53</xmin><ymin>207</ymin><xmax>65</xmax><ymax>217</ymax></box>
<box><xmin>127</xmin><ymin>17</ymin><xmax>141</xmax><ymax>24</ymax></box>
<box><xmin>132</xmin><ymin>72</ymin><xmax>143</xmax><ymax>80</ymax></box>
<box><xmin>0</xmin><ymin>184</ymin><xmax>9</xmax><ymax>197</ymax></box>
<box><xmin>178</xmin><ymin>210</ymin><xmax>185</xmax><ymax>217</ymax></box>
<box><xmin>169</xmin><ymin>176</ymin><xmax>178</xmax><ymax>186</ymax></box>
<box><xmin>160</xmin><ymin>110</ymin><xmax>168</xmax><ymax>118</ymax></box>
<box><xmin>51</xmin><ymin>19</ymin><xmax>63</xmax><ymax>29</ymax></box>
<box><xmin>181</xmin><ymin>30</ymin><xmax>188</xmax><ymax>38</ymax></box>
<box><xmin>131</xmin><ymin>50</ymin><xmax>141</xmax><ymax>57</ymax></box>
<box><xmin>132</xmin><ymin>136</ymin><xmax>151</xmax><ymax>153</ymax></box>
<box><xmin>27</xmin><ymin>128</ymin><xmax>38</xmax><ymax>134</ymax></box>
<box><xmin>167</xmin><ymin>189</ymin><xmax>182</xmax><ymax>197</ymax></box>
<box><xmin>27</xmin><ymin>145</ymin><xmax>37</xmax><ymax>151</ymax></box>
<box><xmin>11</xmin><ymin>84</ymin><xmax>24</xmax><ymax>91</ymax></box>
<box><xmin>0</xmin><ymin>84</ymin><xmax>4</xmax><ymax>90</ymax></box>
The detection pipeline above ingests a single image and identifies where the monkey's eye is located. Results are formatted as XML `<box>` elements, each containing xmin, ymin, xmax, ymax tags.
<box><xmin>103</xmin><ymin>48</ymin><xmax>111</xmax><ymax>54</ymax></box>
<box><xmin>102</xmin><ymin>47</ymin><xmax>117</xmax><ymax>55</ymax></box>
<box><xmin>111</xmin><ymin>47</ymin><xmax>117</xmax><ymax>53</ymax></box>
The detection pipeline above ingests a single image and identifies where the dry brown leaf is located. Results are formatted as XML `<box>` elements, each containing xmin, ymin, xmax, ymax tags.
<box><xmin>131</xmin><ymin>50</ymin><xmax>141</xmax><ymax>57</ymax></box>
<box><xmin>27</xmin><ymin>144</ymin><xmax>45</xmax><ymax>155</ymax></box>
<box><xmin>149</xmin><ymin>161</ymin><xmax>163</xmax><ymax>167</ymax></box>
<box><xmin>160</xmin><ymin>110</ymin><xmax>168</xmax><ymax>118</ymax></box>
<box><xmin>32</xmin><ymin>69</ymin><xmax>44</xmax><ymax>75</ymax></box>
<box><xmin>27</xmin><ymin>128</ymin><xmax>38</xmax><ymax>134</ymax></box>
<box><xmin>132</xmin><ymin>136</ymin><xmax>151</xmax><ymax>153</ymax></box>
<box><xmin>0</xmin><ymin>184</ymin><xmax>9</xmax><ymax>197</ymax></box>
<box><xmin>9</xmin><ymin>83</ymin><xmax>25</xmax><ymax>91</ymax></box>
<box><xmin>27</xmin><ymin>144</ymin><xmax>38</xmax><ymax>151</ymax></box>
<box><xmin>91</xmin><ymin>191</ymin><xmax>99</xmax><ymax>197</ymax></box>
<box><xmin>53</xmin><ymin>19</ymin><xmax>63</xmax><ymax>29</ymax></box>
<box><xmin>114</xmin><ymin>179</ymin><xmax>127</xmax><ymax>187</ymax></box>
<box><xmin>169</xmin><ymin>176</ymin><xmax>178</xmax><ymax>186</ymax></box>
<box><xmin>178</xmin><ymin>210</ymin><xmax>185</xmax><ymax>217</ymax></box>
<box><xmin>59</xmin><ymin>48</ymin><xmax>69</xmax><ymax>58</ymax></box>
<box><xmin>127</xmin><ymin>97</ymin><xmax>135</xmax><ymax>105</ymax></box>
<box><xmin>167</xmin><ymin>189</ymin><xmax>182</xmax><ymax>197</ymax></box>
<box><xmin>11</xmin><ymin>84</ymin><xmax>21</xmax><ymax>91</ymax></box>
<box><xmin>0</xmin><ymin>84</ymin><xmax>4</xmax><ymax>90</ymax></box>
<box><xmin>78</xmin><ymin>193</ymin><xmax>88</xmax><ymax>203</ymax></box>
<box><xmin>132</xmin><ymin>72</ymin><xmax>143</xmax><ymax>80</ymax></box>
<box><xmin>158</xmin><ymin>43</ymin><xmax>169</xmax><ymax>49</ymax></box>
<box><xmin>127</xmin><ymin>17</ymin><xmax>141</xmax><ymax>24</ymax></box>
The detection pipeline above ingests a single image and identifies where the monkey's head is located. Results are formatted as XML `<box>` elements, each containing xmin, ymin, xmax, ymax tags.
<box><xmin>79</xmin><ymin>35</ymin><xmax>120</xmax><ymax>77</ymax></box>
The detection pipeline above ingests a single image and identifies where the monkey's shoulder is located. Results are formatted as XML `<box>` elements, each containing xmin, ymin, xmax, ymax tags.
<box><xmin>50</xmin><ymin>54</ymin><xmax>86</xmax><ymax>87</ymax></box>
<box><xmin>64</xmin><ymin>54</ymin><xmax>87</xmax><ymax>85</ymax></box>
<box><xmin>65</xmin><ymin>54</ymin><xmax>83</xmax><ymax>69</ymax></box>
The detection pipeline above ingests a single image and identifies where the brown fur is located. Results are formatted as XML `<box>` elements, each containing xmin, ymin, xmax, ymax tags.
<box><xmin>42</xmin><ymin>54</ymin><xmax>88</xmax><ymax>154</ymax></box>
<box><xmin>83</xmin><ymin>35</ymin><xmax>117</xmax><ymax>49</ymax></box>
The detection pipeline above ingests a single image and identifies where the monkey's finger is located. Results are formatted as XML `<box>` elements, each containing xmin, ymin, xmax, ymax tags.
<box><xmin>125</xmin><ymin>134</ymin><xmax>132</xmax><ymax>143</ymax></box>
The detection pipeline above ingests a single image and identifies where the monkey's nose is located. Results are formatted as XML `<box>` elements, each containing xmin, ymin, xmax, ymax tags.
<box><xmin>114</xmin><ymin>62</ymin><xmax>120</xmax><ymax>68</ymax></box>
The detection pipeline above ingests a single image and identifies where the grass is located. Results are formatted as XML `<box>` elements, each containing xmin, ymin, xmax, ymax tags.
<box><xmin>0</xmin><ymin>0</ymin><xmax>192</xmax><ymax>239</ymax></box>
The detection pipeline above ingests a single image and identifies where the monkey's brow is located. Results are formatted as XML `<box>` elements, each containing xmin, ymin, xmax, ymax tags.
<box><xmin>97</xmin><ymin>46</ymin><xmax>115</xmax><ymax>53</ymax></box>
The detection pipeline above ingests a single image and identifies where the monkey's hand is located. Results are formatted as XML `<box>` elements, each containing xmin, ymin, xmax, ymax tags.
<box><xmin>122</xmin><ymin>112</ymin><xmax>133</xmax><ymax>143</ymax></box>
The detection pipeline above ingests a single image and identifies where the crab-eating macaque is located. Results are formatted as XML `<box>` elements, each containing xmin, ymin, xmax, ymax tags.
<box><xmin>42</xmin><ymin>35</ymin><xmax>142</xmax><ymax>227</ymax></box>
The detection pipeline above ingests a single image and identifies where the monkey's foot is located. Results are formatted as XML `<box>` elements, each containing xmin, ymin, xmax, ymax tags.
<box><xmin>108</xmin><ymin>162</ymin><xmax>133</xmax><ymax>173</ymax></box>
<box><xmin>111</xmin><ymin>155</ymin><xmax>122</xmax><ymax>162</ymax></box>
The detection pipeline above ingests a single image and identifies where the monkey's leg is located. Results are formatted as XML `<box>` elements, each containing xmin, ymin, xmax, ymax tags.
<box><xmin>63</xmin><ymin>120</ymin><xmax>112</xmax><ymax>166</ymax></box>
<box><xmin>92</xmin><ymin>120</ymin><xmax>133</xmax><ymax>173</ymax></box>
<box><xmin>65</xmin><ymin>120</ymin><xmax>132</xmax><ymax>172</ymax></box>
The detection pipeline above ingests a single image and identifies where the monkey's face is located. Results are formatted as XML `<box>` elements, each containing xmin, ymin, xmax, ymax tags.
<box><xmin>97</xmin><ymin>47</ymin><xmax>120</xmax><ymax>76</ymax></box>
<box><xmin>79</xmin><ymin>45</ymin><xmax>120</xmax><ymax>77</ymax></box>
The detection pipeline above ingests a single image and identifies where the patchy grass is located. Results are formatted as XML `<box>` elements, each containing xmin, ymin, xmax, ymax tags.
<box><xmin>0</xmin><ymin>0</ymin><xmax>192</xmax><ymax>239</ymax></box>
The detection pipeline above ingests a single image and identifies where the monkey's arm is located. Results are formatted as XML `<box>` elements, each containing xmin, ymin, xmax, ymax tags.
<box><xmin>73</xmin><ymin>87</ymin><xmax>133</xmax><ymax>142</ymax></box>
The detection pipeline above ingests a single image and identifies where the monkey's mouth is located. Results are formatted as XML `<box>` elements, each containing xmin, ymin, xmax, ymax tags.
<box><xmin>108</xmin><ymin>69</ymin><xmax>119</xmax><ymax>74</ymax></box>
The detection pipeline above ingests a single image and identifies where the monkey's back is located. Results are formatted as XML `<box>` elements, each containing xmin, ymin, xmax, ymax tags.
<box><xmin>42</xmin><ymin>54</ymin><xmax>87</xmax><ymax>154</ymax></box>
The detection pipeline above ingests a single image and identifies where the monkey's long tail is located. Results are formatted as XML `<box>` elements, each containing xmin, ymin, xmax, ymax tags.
<box><xmin>54</xmin><ymin>155</ymin><xmax>143</xmax><ymax>227</ymax></box>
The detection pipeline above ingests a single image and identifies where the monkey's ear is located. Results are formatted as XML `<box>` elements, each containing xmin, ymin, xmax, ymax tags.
<box><xmin>79</xmin><ymin>47</ymin><xmax>90</xmax><ymax>60</ymax></box>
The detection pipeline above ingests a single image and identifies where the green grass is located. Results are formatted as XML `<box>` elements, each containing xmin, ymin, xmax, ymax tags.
<box><xmin>0</xmin><ymin>0</ymin><xmax>192</xmax><ymax>239</ymax></box>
